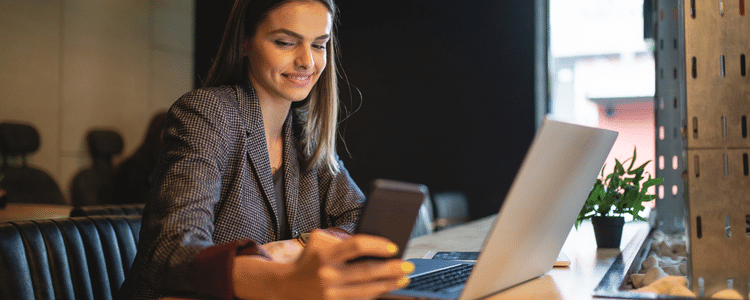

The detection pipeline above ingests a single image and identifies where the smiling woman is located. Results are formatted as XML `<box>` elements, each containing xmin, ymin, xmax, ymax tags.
<box><xmin>114</xmin><ymin>1</ymin><xmax>413</xmax><ymax>300</ymax></box>
<box><xmin>247</xmin><ymin>3</ymin><xmax>331</xmax><ymax>103</ymax></box>
<box><xmin>203</xmin><ymin>0</ymin><xmax>340</xmax><ymax>175</ymax></box>
<box><xmin>244</xmin><ymin>2</ymin><xmax>333</xmax><ymax>174</ymax></box>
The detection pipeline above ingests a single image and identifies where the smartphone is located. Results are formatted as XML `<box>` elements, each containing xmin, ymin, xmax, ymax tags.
<box><xmin>353</xmin><ymin>179</ymin><xmax>429</xmax><ymax>260</ymax></box>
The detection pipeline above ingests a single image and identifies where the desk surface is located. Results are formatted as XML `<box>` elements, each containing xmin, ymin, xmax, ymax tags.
<box><xmin>403</xmin><ymin>216</ymin><xmax>649</xmax><ymax>300</ymax></box>
<box><xmin>0</xmin><ymin>203</ymin><xmax>73</xmax><ymax>223</ymax></box>
<box><xmin>154</xmin><ymin>215</ymin><xmax>648</xmax><ymax>300</ymax></box>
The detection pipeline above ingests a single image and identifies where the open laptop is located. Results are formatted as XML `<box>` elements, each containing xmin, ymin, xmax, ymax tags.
<box><xmin>384</xmin><ymin>118</ymin><xmax>618</xmax><ymax>300</ymax></box>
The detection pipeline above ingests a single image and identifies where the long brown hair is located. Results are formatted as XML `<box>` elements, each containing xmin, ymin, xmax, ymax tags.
<box><xmin>204</xmin><ymin>0</ymin><xmax>342</xmax><ymax>174</ymax></box>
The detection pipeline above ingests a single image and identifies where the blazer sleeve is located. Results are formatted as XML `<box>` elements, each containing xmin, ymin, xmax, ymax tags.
<box><xmin>319</xmin><ymin>158</ymin><xmax>366</xmax><ymax>233</ymax></box>
<box><xmin>136</xmin><ymin>88</ymin><xmax>253</xmax><ymax>295</ymax></box>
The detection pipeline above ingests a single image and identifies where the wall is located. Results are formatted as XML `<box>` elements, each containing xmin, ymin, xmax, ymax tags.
<box><xmin>0</xmin><ymin>0</ymin><xmax>194</xmax><ymax>203</ymax></box>
<box><xmin>334</xmin><ymin>1</ymin><xmax>538</xmax><ymax>219</ymax></box>
<box><xmin>193</xmin><ymin>0</ymin><xmax>539</xmax><ymax>220</ymax></box>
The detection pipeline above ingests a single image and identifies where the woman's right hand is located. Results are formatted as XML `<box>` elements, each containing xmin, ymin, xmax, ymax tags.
<box><xmin>233</xmin><ymin>229</ymin><xmax>414</xmax><ymax>300</ymax></box>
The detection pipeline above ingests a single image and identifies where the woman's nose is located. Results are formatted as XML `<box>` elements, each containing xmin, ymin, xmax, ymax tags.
<box><xmin>295</xmin><ymin>46</ymin><xmax>314</xmax><ymax>70</ymax></box>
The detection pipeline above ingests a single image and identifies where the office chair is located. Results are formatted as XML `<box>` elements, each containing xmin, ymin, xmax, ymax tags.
<box><xmin>70</xmin><ymin>129</ymin><xmax>123</xmax><ymax>206</ymax></box>
<box><xmin>0</xmin><ymin>122</ymin><xmax>65</xmax><ymax>205</ymax></box>
<box><xmin>410</xmin><ymin>195</ymin><xmax>435</xmax><ymax>239</ymax></box>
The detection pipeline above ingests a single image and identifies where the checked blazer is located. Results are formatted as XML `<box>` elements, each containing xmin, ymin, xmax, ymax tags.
<box><xmin>116</xmin><ymin>80</ymin><xmax>365</xmax><ymax>300</ymax></box>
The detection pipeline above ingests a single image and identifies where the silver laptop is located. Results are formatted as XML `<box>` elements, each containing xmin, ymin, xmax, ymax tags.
<box><xmin>385</xmin><ymin>118</ymin><xmax>618</xmax><ymax>300</ymax></box>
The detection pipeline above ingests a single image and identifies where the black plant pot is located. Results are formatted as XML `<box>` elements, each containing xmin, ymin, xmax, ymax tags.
<box><xmin>591</xmin><ymin>216</ymin><xmax>625</xmax><ymax>248</ymax></box>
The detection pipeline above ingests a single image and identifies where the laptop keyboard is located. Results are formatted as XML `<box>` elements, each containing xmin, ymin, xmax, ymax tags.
<box><xmin>404</xmin><ymin>263</ymin><xmax>474</xmax><ymax>292</ymax></box>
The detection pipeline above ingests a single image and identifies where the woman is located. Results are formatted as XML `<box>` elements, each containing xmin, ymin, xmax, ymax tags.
<box><xmin>116</xmin><ymin>0</ymin><xmax>413</xmax><ymax>299</ymax></box>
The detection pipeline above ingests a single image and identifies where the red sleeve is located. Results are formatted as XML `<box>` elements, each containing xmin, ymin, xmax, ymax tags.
<box><xmin>192</xmin><ymin>240</ymin><xmax>272</xmax><ymax>300</ymax></box>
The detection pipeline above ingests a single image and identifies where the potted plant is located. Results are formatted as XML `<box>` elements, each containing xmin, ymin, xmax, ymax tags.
<box><xmin>575</xmin><ymin>147</ymin><xmax>664</xmax><ymax>248</ymax></box>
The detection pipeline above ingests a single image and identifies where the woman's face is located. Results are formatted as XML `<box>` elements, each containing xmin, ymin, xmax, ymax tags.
<box><xmin>246</xmin><ymin>1</ymin><xmax>332</xmax><ymax>104</ymax></box>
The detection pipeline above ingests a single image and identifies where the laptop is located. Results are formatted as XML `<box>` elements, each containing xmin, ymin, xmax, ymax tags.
<box><xmin>384</xmin><ymin>118</ymin><xmax>618</xmax><ymax>300</ymax></box>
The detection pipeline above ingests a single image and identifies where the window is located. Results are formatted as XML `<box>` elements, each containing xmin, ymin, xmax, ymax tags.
<box><xmin>549</xmin><ymin>0</ymin><xmax>657</xmax><ymax>211</ymax></box>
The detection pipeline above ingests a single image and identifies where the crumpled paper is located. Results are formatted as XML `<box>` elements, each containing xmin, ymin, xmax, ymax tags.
<box><xmin>633</xmin><ymin>276</ymin><xmax>749</xmax><ymax>299</ymax></box>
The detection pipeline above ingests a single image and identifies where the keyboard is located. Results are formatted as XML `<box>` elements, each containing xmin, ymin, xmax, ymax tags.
<box><xmin>404</xmin><ymin>263</ymin><xmax>474</xmax><ymax>292</ymax></box>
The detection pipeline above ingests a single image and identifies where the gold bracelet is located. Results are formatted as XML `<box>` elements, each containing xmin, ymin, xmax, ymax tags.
<box><xmin>297</xmin><ymin>232</ymin><xmax>310</xmax><ymax>246</ymax></box>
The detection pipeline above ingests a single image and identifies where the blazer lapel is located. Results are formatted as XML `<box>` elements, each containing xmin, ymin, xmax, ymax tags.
<box><xmin>282</xmin><ymin>116</ymin><xmax>300</xmax><ymax>233</ymax></box>
<box><xmin>237</xmin><ymin>81</ymin><xmax>281</xmax><ymax>237</ymax></box>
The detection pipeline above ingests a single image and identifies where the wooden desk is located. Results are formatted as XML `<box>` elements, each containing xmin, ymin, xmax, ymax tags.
<box><xmin>0</xmin><ymin>203</ymin><xmax>73</xmax><ymax>223</ymax></box>
<box><xmin>155</xmin><ymin>216</ymin><xmax>649</xmax><ymax>300</ymax></box>
<box><xmin>403</xmin><ymin>216</ymin><xmax>649</xmax><ymax>300</ymax></box>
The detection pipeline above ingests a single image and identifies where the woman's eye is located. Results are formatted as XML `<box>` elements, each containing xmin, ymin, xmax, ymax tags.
<box><xmin>274</xmin><ymin>40</ymin><xmax>294</xmax><ymax>47</ymax></box>
<box><xmin>312</xmin><ymin>44</ymin><xmax>326</xmax><ymax>50</ymax></box>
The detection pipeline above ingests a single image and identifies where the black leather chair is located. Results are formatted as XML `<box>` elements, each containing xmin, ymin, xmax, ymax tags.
<box><xmin>70</xmin><ymin>203</ymin><xmax>145</xmax><ymax>217</ymax></box>
<box><xmin>0</xmin><ymin>215</ymin><xmax>141</xmax><ymax>300</ymax></box>
<box><xmin>70</xmin><ymin>130</ymin><xmax>124</xmax><ymax>206</ymax></box>
<box><xmin>0</xmin><ymin>122</ymin><xmax>65</xmax><ymax>205</ymax></box>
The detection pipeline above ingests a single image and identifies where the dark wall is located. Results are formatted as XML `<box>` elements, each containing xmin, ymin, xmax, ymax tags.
<box><xmin>194</xmin><ymin>0</ymin><xmax>233</xmax><ymax>88</ymax></box>
<box><xmin>195</xmin><ymin>0</ymin><xmax>537</xmax><ymax>220</ymax></box>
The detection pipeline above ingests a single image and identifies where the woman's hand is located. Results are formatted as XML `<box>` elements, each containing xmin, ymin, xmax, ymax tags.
<box><xmin>261</xmin><ymin>239</ymin><xmax>305</xmax><ymax>263</ymax></box>
<box><xmin>282</xmin><ymin>229</ymin><xmax>413</xmax><ymax>299</ymax></box>
<box><xmin>233</xmin><ymin>230</ymin><xmax>414</xmax><ymax>300</ymax></box>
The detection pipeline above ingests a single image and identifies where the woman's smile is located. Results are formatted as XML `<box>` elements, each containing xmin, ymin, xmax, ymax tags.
<box><xmin>283</xmin><ymin>72</ymin><xmax>314</xmax><ymax>87</ymax></box>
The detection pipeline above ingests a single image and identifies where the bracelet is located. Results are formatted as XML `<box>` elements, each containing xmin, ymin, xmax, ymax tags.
<box><xmin>298</xmin><ymin>232</ymin><xmax>311</xmax><ymax>246</ymax></box>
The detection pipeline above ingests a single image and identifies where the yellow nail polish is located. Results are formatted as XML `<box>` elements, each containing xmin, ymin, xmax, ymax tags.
<box><xmin>386</xmin><ymin>243</ymin><xmax>398</xmax><ymax>254</ymax></box>
<box><xmin>397</xmin><ymin>276</ymin><xmax>410</xmax><ymax>287</ymax></box>
<box><xmin>401</xmin><ymin>262</ymin><xmax>415</xmax><ymax>273</ymax></box>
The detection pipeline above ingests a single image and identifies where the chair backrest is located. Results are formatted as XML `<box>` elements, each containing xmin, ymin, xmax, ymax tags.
<box><xmin>70</xmin><ymin>130</ymin><xmax>124</xmax><ymax>206</ymax></box>
<box><xmin>86</xmin><ymin>130</ymin><xmax>123</xmax><ymax>166</ymax></box>
<box><xmin>0</xmin><ymin>215</ymin><xmax>141</xmax><ymax>300</ymax></box>
<box><xmin>0</xmin><ymin>123</ymin><xmax>39</xmax><ymax>167</ymax></box>
<box><xmin>432</xmin><ymin>191</ymin><xmax>469</xmax><ymax>231</ymax></box>
<box><xmin>0</xmin><ymin>122</ymin><xmax>65</xmax><ymax>205</ymax></box>
<box><xmin>410</xmin><ymin>195</ymin><xmax>434</xmax><ymax>239</ymax></box>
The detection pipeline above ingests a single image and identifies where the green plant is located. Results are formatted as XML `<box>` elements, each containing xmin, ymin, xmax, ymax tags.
<box><xmin>575</xmin><ymin>147</ymin><xmax>665</xmax><ymax>229</ymax></box>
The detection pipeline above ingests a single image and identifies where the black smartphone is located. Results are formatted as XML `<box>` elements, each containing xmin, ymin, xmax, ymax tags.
<box><xmin>353</xmin><ymin>179</ymin><xmax>428</xmax><ymax>260</ymax></box>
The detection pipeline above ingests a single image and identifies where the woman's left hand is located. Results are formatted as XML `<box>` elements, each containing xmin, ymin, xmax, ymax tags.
<box><xmin>261</xmin><ymin>239</ymin><xmax>305</xmax><ymax>263</ymax></box>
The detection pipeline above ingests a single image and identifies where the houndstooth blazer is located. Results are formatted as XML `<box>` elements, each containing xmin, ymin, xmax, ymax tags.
<box><xmin>116</xmin><ymin>80</ymin><xmax>365</xmax><ymax>300</ymax></box>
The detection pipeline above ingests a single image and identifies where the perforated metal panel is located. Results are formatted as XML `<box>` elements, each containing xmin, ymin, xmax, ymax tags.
<box><xmin>655</xmin><ymin>0</ymin><xmax>688</xmax><ymax>235</ymax></box>
<box><xmin>681</xmin><ymin>0</ymin><xmax>750</xmax><ymax>298</ymax></box>
<box><xmin>687</xmin><ymin>150</ymin><xmax>750</xmax><ymax>297</ymax></box>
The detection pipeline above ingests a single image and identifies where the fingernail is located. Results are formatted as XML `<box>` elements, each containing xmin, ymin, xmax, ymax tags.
<box><xmin>396</xmin><ymin>276</ymin><xmax>410</xmax><ymax>287</ymax></box>
<box><xmin>401</xmin><ymin>262</ymin><xmax>415</xmax><ymax>273</ymax></box>
<box><xmin>386</xmin><ymin>243</ymin><xmax>398</xmax><ymax>254</ymax></box>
